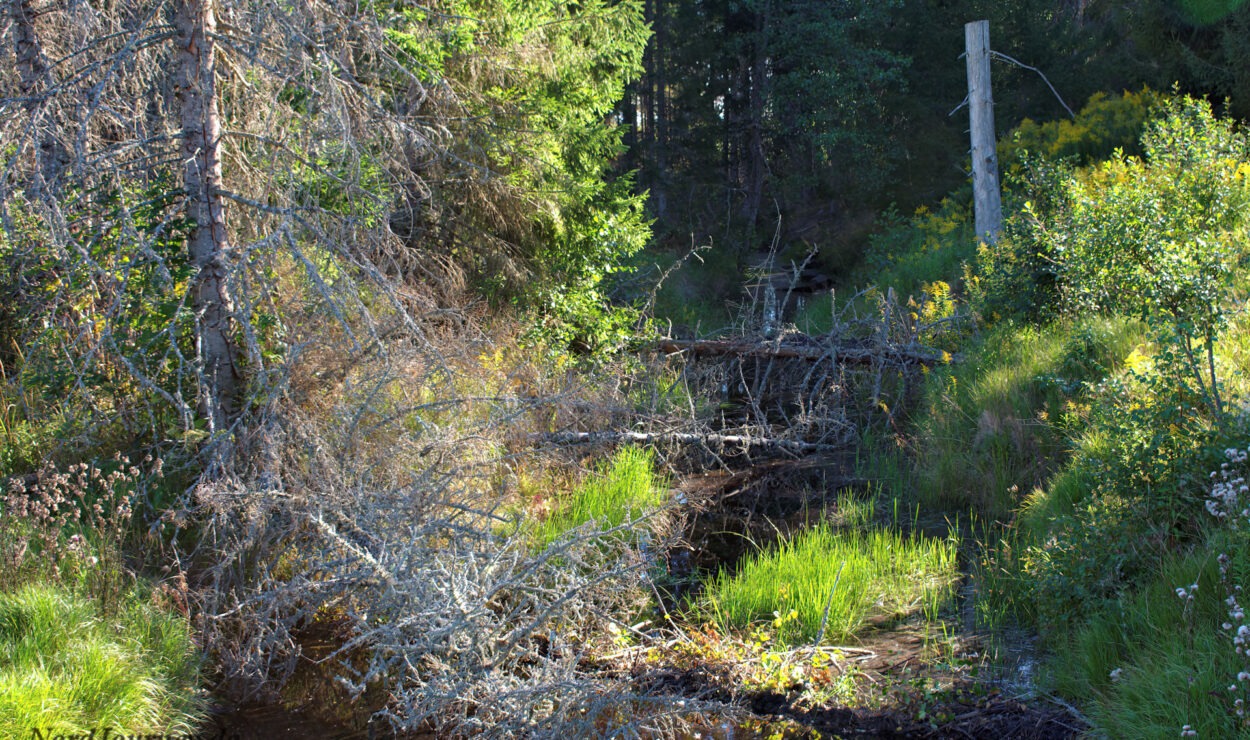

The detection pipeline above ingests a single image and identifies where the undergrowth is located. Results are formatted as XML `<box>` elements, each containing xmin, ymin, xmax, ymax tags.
<box><xmin>844</xmin><ymin>91</ymin><xmax>1250</xmax><ymax>738</ymax></box>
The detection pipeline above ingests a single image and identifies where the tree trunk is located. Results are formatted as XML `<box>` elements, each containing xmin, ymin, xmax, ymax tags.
<box><xmin>174</xmin><ymin>0</ymin><xmax>241</xmax><ymax>435</ymax></box>
<box><xmin>11</xmin><ymin>0</ymin><xmax>63</xmax><ymax>195</ymax></box>
<box><xmin>965</xmin><ymin>20</ymin><xmax>1002</xmax><ymax>245</ymax></box>
<box><xmin>652</xmin><ymin>0</ymin><xmax>669</xmax><ymax>221</ymax></box>
<box><xmin>741</xmin><ymin>5</ymin><xmax>769</xmax><ymax>239</ymax></box>
<box><xmin>12</xmin><ymin>0</ymin><xmax>45</xmax><ymax>103</ymax></box>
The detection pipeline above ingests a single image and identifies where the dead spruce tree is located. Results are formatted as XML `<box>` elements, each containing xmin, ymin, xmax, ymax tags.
<box><xmin>0</xmin><ymin>1</ymin><xmax>701</xmax><ymax>735</ymax></box>
<box><xmin>173</xmin><ymin>0</ymin><xmax>240</xmax><ymax>434</ymax></box>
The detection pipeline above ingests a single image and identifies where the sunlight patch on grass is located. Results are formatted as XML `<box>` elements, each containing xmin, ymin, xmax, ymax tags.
<box><xmin>0</xmin><ymin>583</ymin><xmax>203</xmax><ymax>736</ymax></box>
<box><xmin>534</xmin><ymin>446</ymin><xmax>669</xmax><ymax>548</ymax></box>
<box><xmin>702</xmin><ymin>521</ymin><xmax>960</xmax><ymax>644</ymax></box>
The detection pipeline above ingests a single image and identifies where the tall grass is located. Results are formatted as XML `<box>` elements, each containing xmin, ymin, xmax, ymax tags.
<box><xmin>914</xmin><ymin>315</ymin><xmax>1144</xmax><ymax>518</ymax></box>
<box><xmin>702</xmin><ymin>519</ymin><xmax>960</xmax><ymax>644</ymax></box>
<box><xmin>534</xmin><ymin>446</ymin><xmax>669</xmax><ymax>548</ymax></box>
<box><xmin>1038</xmin><ymin>551</ymin><xmax>1249</xmax><ymax>738</ymax></box>
<box><xmin>0</xmin><ymin>582</ymin><xmax>204</xmax><ymax>736</ymax></box>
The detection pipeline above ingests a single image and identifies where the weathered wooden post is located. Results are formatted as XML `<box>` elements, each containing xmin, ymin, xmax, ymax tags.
<box><xmin>965</xmin><ymin>20</ymin><xmax>1002</xmax><ymax>244</ymax></box>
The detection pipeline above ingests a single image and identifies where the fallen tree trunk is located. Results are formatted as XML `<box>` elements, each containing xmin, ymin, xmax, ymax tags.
<box><xmin>654</xmin><ymin>338</ymin><xmax>950</xmax><ymax>366</ymax></box>
<box><xmin>538</xmin><ymin>430</ymin><xmax>841</xmax><ymax>455</ymax></box>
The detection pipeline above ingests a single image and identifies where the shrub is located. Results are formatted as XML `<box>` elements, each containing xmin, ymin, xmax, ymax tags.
<box><xmin>1000</xmin><ymin>88</ymin><xmax>1162</xmax><ymax>171</ymax></box>
<box><xmin>982</xmin><ymin>96</ymin><xmax>1250</xmax><ymax>415</ymax></box>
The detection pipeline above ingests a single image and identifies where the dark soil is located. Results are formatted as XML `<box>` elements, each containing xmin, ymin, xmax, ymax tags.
<box><xmin>744</xmin><ymin>690</ymin><xmax>1083</xmax><ymax>739</ymax></box>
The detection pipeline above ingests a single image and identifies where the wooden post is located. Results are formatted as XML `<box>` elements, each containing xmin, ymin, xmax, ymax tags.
<box><xmin>965</xmin><ymin>20</ymin><xmax>1002</xmax><ymax>244</ymax></box>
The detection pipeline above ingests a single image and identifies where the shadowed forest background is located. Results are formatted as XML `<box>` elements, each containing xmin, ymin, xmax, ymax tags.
<box><xmin>3</xmin><ymin>0</ymin><xmax>1250</xmax><ymax>737</ymax></box>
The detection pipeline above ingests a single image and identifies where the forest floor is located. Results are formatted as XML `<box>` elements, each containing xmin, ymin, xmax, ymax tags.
<box><xmin>200</xmin><ymin>458</ymin><xmax>1085</xmax><ymax>739</ymax></box>
<box><xmin>631</xmin><ymin>462</ymin><xmax>1086</xmax><ymax>739</ymax></box>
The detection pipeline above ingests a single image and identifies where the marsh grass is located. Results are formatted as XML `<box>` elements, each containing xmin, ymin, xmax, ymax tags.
<box><xmin>0</xmin><ymin>582</ymin><xmax>203</xmax><ymax>736</ymax></box>
<box><xmin>534</xmin><ymin>446</ymin><xmax>669</xmax><ymax>549</ymax></box>
<box><xmin>701</xmin><ymin>517</ymin><xmax>960</xmax><ymax>645</ymax></box>
<box><xmin>1038</xmin><ymin>551</ymin><xmax>1249</xmax><ymax>738</ymax></box>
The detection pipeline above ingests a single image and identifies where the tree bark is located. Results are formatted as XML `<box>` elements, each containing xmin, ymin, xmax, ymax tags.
<box><xmin>11</xmin><ymin>0</ymin><xmax>63</xmax><ymax>195</ymax></box>
<box><xmin>652</xmin><ymin>0</ymin><xmax>669</xmax><ymax>221</ymax></box>
<box><xmin>539</xmin><ymin>430</ymin><xmax>841</xmax><ymax>455</ymax></box>
<box><xmin>174</xmin><ymin>0</ymin><xmax>242</xmax><ymax>435</ymax></box>
<box><xmin>965</xmin><ymin>20</ymin><xmax>1003</xmax><ymax>245</ymax></box>
<box><xmin>12</xmin><ymin>0</ymin><xmax>46</xmax><ymax>102</ymax></box>
<box><xmin>654</xmin><ymin>338</ymin><xmax>950</xmax><ymax>366</ymax></box>
<box><xmin>741</xmin><ymin>5</ymin><xmax>769</xmax><ymax>238</ymax></box>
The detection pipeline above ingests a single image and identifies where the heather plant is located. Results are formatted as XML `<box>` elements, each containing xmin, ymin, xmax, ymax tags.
<box><xmin>0</xmin><ymin>456</ymin><xmax>154</xmax><ymax>594</ymax></box>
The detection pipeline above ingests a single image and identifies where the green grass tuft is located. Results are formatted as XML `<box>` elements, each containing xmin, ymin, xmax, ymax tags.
<box><xmin>0</xmin><ymin>583</ymin><xmax>204</xmax><ymax>737</ymax></box>
<box><xmin>701</xmin><ymin>518</ymin><xmax>960</xmax><ymax>644</ymax></box>
<box><xmin>914</xmin><ymin>315</ymin><xmax>1144</xmax><ymax>518</ymax></box>
<box><xmin>535</xmin><ymin>446</ymin><xmax>669</xmax><ymax>548</ymax></box>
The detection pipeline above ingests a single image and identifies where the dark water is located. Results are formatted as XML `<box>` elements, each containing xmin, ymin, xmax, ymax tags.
<box><xmin>202</xmin><ymin>704</ymin><xmax>374</xmax><ymax>739</ymax></box>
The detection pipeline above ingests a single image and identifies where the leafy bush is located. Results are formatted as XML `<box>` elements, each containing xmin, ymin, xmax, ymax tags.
<box><xmin>852</xmin><ymin>199</ymin><xmax>975</xmax><ymax>301</ymax></box>
<box><xmin>978</xmin><ymin>96</ymin><xmax>1250</xmax><ymax>403</ymax></box>
<box><xmin>1000</xmin><ymin>88</ymin><xmax>1162</xmax><ymax>171</ymax></box>
<box><xmin>1045</xmin><ymin>96</ymin><xmax>1248</xmax><ymax>414</ymax></box>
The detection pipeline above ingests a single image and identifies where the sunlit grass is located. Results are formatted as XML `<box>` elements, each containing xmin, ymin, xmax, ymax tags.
<box><xmin>534</xmin><ymin>446</ymin><xmax>669</xmax><ymax>548</ymax></box>
<box><xmin>915</xmin><ymin>315</ymin><xmax>1144</xmax><ymax>518</ymax></box>
<box><xmin>0</xmin><ymin>582</ymin><xmax>204</xmax><ymax>737</ymax></box>
<box><xmin>701</xmin><ymin>519</ymin><xmax>960</xmax><ymax>644</ymax></box>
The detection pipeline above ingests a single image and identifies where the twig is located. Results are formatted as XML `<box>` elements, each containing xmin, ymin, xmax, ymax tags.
<box><xmin>815</xmin><ymin>560</ymin><xmax>847</xmax><ymax>645</ymax></box>
<box><xmin>989</xmin><ymin>50</ymin><xmax>1075</xmax><ymax>119</ymax></box>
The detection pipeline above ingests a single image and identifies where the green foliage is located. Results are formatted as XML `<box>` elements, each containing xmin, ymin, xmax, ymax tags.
<box><xmin>971</xmin><ymin>90</ymin><xmax>1166</xmax><ymax>324</ymax></box>
<box><xmin>1001</xmin><ymin>88</ymin><xmax>1162</xmax><ymax>171</ymax></box>
<box><xmin>1029</xmin><ymin>444</ymin><xmax>1250</xmax><ymax>737</ymax></box>
<box><xmin>759</xmin><ymin>0</ymin><xmax>908</xmax><ymax>198</ymax></box>
<box><xmin>3</xmin><ymin>185</ymin><xmax>192</xmax><ymax>387</ymax></box>
<box><xmin>1013</xmin><ymin>365</ymin><xmax>1230</xmax><ymax>630</ymax></box>
<box><xmin>0</xmin><ymin>582</ymin><xmax>204</xmax><ymax>736</ymax></box>
<box><xmin>852</xmin><ymin>200</ymin><xmax>976</xmax><ymax>301</ymax></box>
<box><xmin>701</xmin><ymin>513</ymin><xmax>960</xmax><ymax>644</ymax></box>
<box><xmin>534</xmin><ymin>446</ymin><xmax>668</xmax><ymax>549</ymax></box>
<box><xmin>0</xmin><ymin>181</ymin><xmax>200</xmax><ymax>446</ymax></box>
<box><xmin>974</xmin><ymin>95</ymin><xmax>1250</xmax><ymax>422</ymax></box>
<box><xmin>914</xmin><ymin>316</ymin><xmax>1143</xmax><ymax>519</ymax></box>
<box><xmin>1043</xmin><ymin>551</ymin><xmax>1247</xmax><ymax>738</ymax></box>
<box><xmin>1038</xmin><ymin>96</ymin><xmax>1249</xmax><ymax>414</ymax></box>
<box><xmin>376</xmin><ymin>0</ymin><xmax>652</xmax><ymax>356</ymax></box>
<box><xmin>638</xmin><ymin>0</ymin><xmax>909</xmax><ymax>262</ymax></box>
